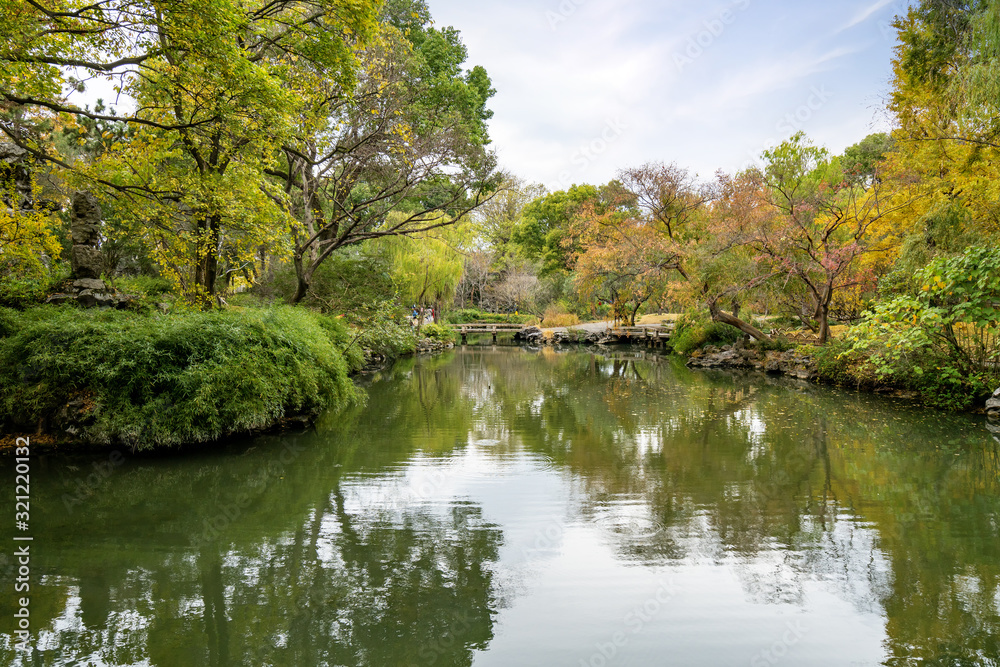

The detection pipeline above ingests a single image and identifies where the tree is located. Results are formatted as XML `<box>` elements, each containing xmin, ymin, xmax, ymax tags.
<box><xmin>273</xmin><ymin>3</ymin><xmax>500</xmax><ymax>303</ymax></box>
<box><xmin>888</xmin><ymin>0</ymin><xmax>1000</xmax><ymax>252</ymax></box>
<box><xmin>569</xmin><ymin>202</ymin><xmax>680</xmax><ymax>326</ymax></box>
<box><xmin>471</xmin><ymin>173</ymin><xmax>546</xmax><ymax>253</ymax></box>
<box><xmin>380</xmin><ymin>215</ymin><xmax>465</xmax><ymax>329</ymax></box>
<box><xmin>511</xmin><ymin>184</ymin><xmax>604</xmax><ymax>275</ymax></box>
<box><xmin>742</xmin><ymin>134</ymin><xmax>917</xmax><ymax>343</ymax></box>
<box><xmin>616</xmin><ymin>161</ymin><xmax>714</xmax><ymax>242</ymax></box>
<box><xmin>1</xmin><ymin>0</ymin><xmax>381</xmax><ymax>305</ymax></box>
<box><xmin>687</xmin><ymin>168</ymin><xmax>779</xmax><ymax>342</ymax></box>
<box><xmin>0</xmin><ymin>149</ymin><xmax>61</xmax><ymax>285</ymax></box>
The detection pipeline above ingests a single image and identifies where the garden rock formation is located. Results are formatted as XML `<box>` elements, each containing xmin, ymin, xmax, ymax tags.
<box><xmin>46</xmin><ymin>191</ymin><xmax>133</xmax><ymax>309</ymax></box>
<box><xmin>987</xmin><ymin>388</ymin><xmax>1000</xmax><ymax>419</ymax></box>
<box><xmin>686</xmin><ymin>344</ymin><xmax>818</xmax><ymax>381</ymax></box>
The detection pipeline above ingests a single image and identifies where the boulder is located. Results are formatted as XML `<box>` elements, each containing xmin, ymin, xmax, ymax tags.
<box><xmin>44</xmin><ymin>294</ymin><xmax>75</xmax><ymax>306</ymax></box>
<box><xmin>72</xmin><ymin>278</ymin><xmax>106</xmax><ymax>291</ymax></box>
<box><xmin>987</xmin><ymin>420</ymin><xmax>1000</xmax><ymax>446</ymax></box>
<box><xmin>71</xmin><ymin>245</ymin><xmax>104</xmax><ymax>278</ymax></box>
<box><xmin>987</xmin><ymin>388</ymin><xmax>1000</xmax><ymax>418</ymax></box>
<box><xmin>688</xmin><ymin>349</ymin><xmax>740</xmax><ymax>368</ymax></box>
<box><xmin>71</xmin><ymin>191</ymin><xmax>102</xmax><ymax>226</ymax></box>
<box><xmin>71</xmin><ymin>223</ymin><xmax>101</xmax><ymax>246</ymax></box>
<box><xmin>517</xmin><ymin>326</ymin><xmax>546</xmax><ymax>344</ymax></box>
<box><xmin>69</xmin><ymin>191</ymin><xmax>105</xmax><ymax>278</ymax></box>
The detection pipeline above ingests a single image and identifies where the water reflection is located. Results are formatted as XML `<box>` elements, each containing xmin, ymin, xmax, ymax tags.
<box><xmin>1</xmin><ymin>348</ymin><xmax>998</xmax><ymax>666</ymax></box>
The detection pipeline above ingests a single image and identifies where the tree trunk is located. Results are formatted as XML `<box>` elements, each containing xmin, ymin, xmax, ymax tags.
<box><xmin>708</xmin><ymin>298</ymin><xmax>772</xmax><ymax>343</ymax></box>
<box><xmin>292</xmin><ymin>254</ymin><xmax>312</xmax><ymax>304</ymax></box>
<box><xmin>816</xmin><ymin>285</ymin><xmax>833</xmax><ymax>344</ymax></box>
<box><xmin>817</xmin><ymin>302</ymin><xmax>830</xmax><ymax>345</ymax></box>
<box><xmin>194</xmin><ymin>214</ymin><xmax>221</xmax><ymax>308</ymax></box>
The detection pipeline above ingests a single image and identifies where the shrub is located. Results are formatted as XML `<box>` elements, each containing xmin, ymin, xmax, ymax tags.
<box><xmin>115</xmin><ymin>275</ymin><xmax>173</xmax><ymax>297</ymax></box>
<box><xmin>445</xmin><ymin>308</ymin><xmax>536</xmax><ymax>325</ymax></box>
<box><xmin>0</xmin><ymin>305</ymin><xmax>362</xmax><ymax>449</ymax></box>
<box><xmin>0</xmin><ymin>262</ymin><xmax>70</xmax><ymax>309</ymax></box>
<box><xmin>421</xmin><ymin>322</ymin><xmax>457</xmax><ymax>344</ymax></box>
<box><xmin>754</xmin><ymin>336</ymin><xmax>796</xmax><ymax>353</ymax></box>
<box><xmin>269</xmin><ymin>247</ymin><xmax>399</xmax><ymax>317</ymax></box>
<box><xmin>541</xmin><ymin>305</ymin><xmax>580</xmax><ymax>328</ymax></box>
<box><xmin>670</xmin><ymin>313</ymin><xmax>743</xmax><ymax>355</ymax></box>
<box><xmin>354</xmin><ymin>316</ymin><xmax>417</xmax><ymax>358</ymax></box>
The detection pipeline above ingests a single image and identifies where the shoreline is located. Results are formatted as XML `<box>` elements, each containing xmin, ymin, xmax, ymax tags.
<box><xmin>5</xmin><ymin>336</ymin><xmax>995</xmax><ymax>455</ymax></box>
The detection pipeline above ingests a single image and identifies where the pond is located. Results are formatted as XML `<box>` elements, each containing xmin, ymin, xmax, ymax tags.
<box><xmin>2</xmin><ymin>347</ymin><xmax>999</xmax><ymax>666</ymax></box>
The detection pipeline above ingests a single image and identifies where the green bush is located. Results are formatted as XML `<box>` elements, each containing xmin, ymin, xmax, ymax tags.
<box><xmin>670</xmin><ymin>314</ymin><xmax>743</xmax><ymax>355</ymax></box>
<box><xmin>353</xmin><ymin>315</ymin><xmax>417</xmax><ymax>359</ymax></box>
<box><xmin>814</xmin><ymin>338</ymin><xmax>869</xmax><ymax>387</ymax></box>
<box><xmin>0</xmin><ymin>263</ymin><xmax>70</xmax><ymax>309</ymax></box>
<box><xmin>270</xmin><ymin>247</ymin><xmax>398</xmax><ymax>318</ymax></box>
<box><xmin>0</xmin><ymin>305</ymin><xmax>362</xmax><ymax>449</ymax></box>
<box><xmin>312</xmin><ymin>312</ymin><xmax>366</xmax><ymax>371</ymax></box>
<box><xmin>824</xmin><ymin>246</ymin><xmax>1000</xmax><ymax>410</ymax></box>
<box><xmin>445</xmin><ymin>308</ymin><xmax>535</xmax><ymax>325</ymax></box>
<box><xmin>755</xmin><ymin>336</ymin><xmax>796</xmax><ymax>353</ymax></box>
<box><xmin>421</xmin><ymin>322</ymin><xmax>457</xmax><ymax>343</ymax></box>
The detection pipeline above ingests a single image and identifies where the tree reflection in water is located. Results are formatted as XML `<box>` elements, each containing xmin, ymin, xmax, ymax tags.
<box><xmin>1</xmin><ymin>347</ymin><xmax>998</xmax><ymax>666</ymax></box>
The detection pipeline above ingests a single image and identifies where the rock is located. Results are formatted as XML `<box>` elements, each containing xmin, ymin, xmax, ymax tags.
<box><xmin>0</xmin><ymin>143</ymin><xmax>37</xmax><ymax>210</ymax></box>
<box><xmin>45</xmin><ymin>294</ymin><xmax>75</xmax><ymax>306</ymax></box>
<box><xmin>517</xmin><ymin>326</ymin><xmax>546</xmax><ymax>344</ymax></box>
<box><xmin>687</xmin><ymin>349</ymin><xmax>742</xmax><ymax>369</ymax></box>
<box><xmin>0</xmin><ymin>142</ymin><xmax>28</xmax><ymax>165</ymax></box>
<box><xmin>687</xmin><ymin>346</ymin><xmax>818</xmax><ymax>382</ymax></box>
<box><xmin>0</xmin><ymin>143</ymin><xmax>29</xmax><ymax>189</ymax></box>
<box><xmin>72</xmin><ymin>278</ymin><xmax>106</xmax><ymax>291</ymax></box>
<box><xmin>76</xmin><ymin>290</ymin><xmax>97</xmax><ymax>308</ymax></box>
<box><xmin>71</xmin><ymin>223</ymin><xmax>101</xmax><ymax>246</ymax></box>
<box><xmin>71</xmin><ymin>245</ymin><xmax>103</xmax><ymax>279</ymax></box>
<box><xmin>69</xmin><ymin>191</ymin><xmax>105</xmax><ymax>279</ymax></box>
<box><xmin>71</xmin><ymin>191</ymin><xmax>102</xmax><ymax>226</ymax></box>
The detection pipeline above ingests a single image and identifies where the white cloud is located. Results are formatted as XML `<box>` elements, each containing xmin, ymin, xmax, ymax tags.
<box><xmin>429</xmin><ymin>0</ymin><xmax>901</xmax><ymax>189</ymax></box>
<box><xmin>837</xmin><ymin>0</ymin><xmax>899</xmax><ymax>33</ymax></box>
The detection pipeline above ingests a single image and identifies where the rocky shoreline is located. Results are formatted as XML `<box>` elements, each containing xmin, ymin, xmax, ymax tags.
<box><xmin>685</xmin><ymin>341</ymin><xmax>818</xmax><ymax>381</ymax></box>
<box><xmin>515</xmin><ymin>326</ymin><xmax>610</xmax><ymax>346</ymax></box>
<box><xmin>415</xmin><ymin>338</ymin><xmax>457</xmax><ymax>354</ymax></box>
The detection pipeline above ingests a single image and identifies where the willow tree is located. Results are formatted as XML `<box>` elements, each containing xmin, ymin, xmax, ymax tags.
<box><xmin>379</xmin><ymin>215</ymin><xmax>466</xmax><ymax>329</ymax></box>
<box><xmin>1</xmin><ymin>0</ymin><xmax>380</xmax><ymax>305</ymax></box>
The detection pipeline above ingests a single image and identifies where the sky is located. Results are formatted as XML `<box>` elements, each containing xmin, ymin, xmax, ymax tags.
<box><xmin>427</xmin><ymin>0</ymin><xmax>913</xmax><ymax>191</ymax></box>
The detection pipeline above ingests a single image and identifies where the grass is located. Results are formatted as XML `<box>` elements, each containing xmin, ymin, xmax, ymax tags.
<box><xmin>0</xmin><ymin>305</ymin><xmax>364</xmax><ymax>450</ymax></box>
<box><xmin>541</xmin><ymin>307</ymin><xmax>580</xmax><ymax>328</ymax></box>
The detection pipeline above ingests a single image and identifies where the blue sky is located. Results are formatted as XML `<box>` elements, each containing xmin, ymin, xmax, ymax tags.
<box><xmin>429</xmin><ymin>0</ymin><xmax>913</xmax><ymax>190</ymax></box>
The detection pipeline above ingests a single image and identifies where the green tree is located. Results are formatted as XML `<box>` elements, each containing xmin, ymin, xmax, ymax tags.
<box><xmin>380</xmin><ymin>217</ymin><xmax>466</xmax><ymax>328</ymax></box>
<box><xmin>273</xmin><ymin>3</ymin><xmax>499</xmax><ymax>304</ymax></box>
<box><xmin>1</xmin><ymin>0</ymin><xmax>381</xmax><ymax>306</ymax></box>
<box><xmin>511</xmin><ymin>184</ymin><xmax>603</xmax><ymax>275</ymax></box>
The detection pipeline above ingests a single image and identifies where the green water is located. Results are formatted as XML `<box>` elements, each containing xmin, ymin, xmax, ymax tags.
<box><xmin>2</xmin><ymin>347</ymin><xmax>1000</xmax><ymax>666</ymax></box>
